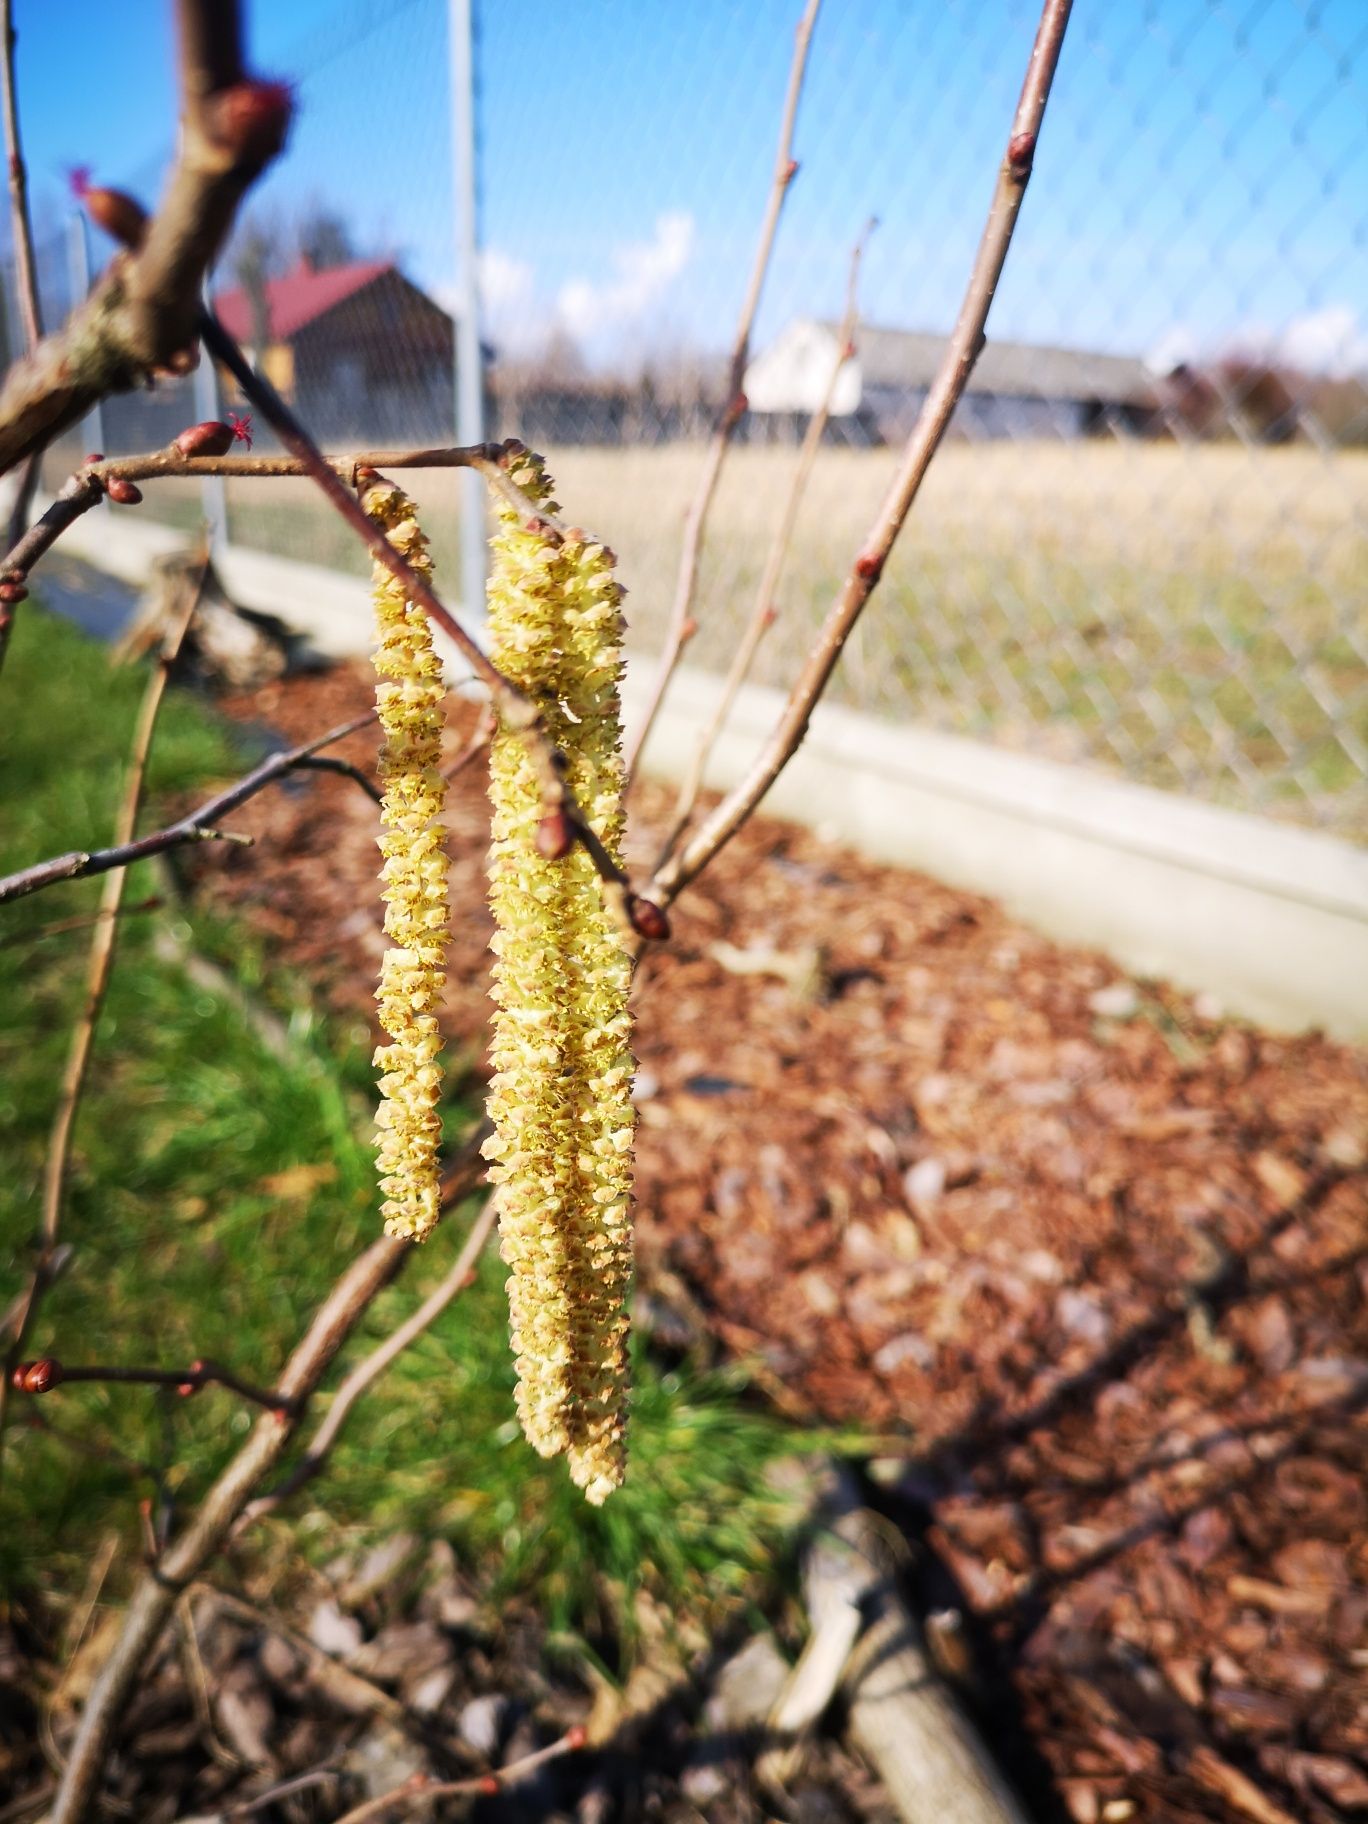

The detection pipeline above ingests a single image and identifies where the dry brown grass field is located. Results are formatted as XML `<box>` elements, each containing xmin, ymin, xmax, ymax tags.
<box><xmin>178</xmin><ymin>440</ymin><xmax>1365</xmax><ymax>834</ymax></box>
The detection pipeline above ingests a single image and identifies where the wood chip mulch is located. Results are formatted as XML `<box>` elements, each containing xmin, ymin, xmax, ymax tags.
<box><xmin>201</xmin><ymin>662</ymin><xmax>1368</xmax><ymax>1824</ymax></box>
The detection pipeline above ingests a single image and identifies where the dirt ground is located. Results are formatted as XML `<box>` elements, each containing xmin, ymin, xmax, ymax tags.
<box><xmin>198</xmin><ymin>658</ymin><xmax>1368</xmax><ymax>1824</ymax></box>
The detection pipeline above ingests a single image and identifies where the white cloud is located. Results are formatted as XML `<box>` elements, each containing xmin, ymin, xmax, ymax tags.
<box><xmin>478</xmin><ymin>247</ymin><xmax>535</xmax><ymax>322</ymax></box>
<box><xmin>1150</xmin><ymin>305</ymin><xmax>1368</xmax><ymax>379</ymax></box>
<box><xmin>556</xmin><ymin>211</ymin><xmax>696</xmax><ymax>345</ymax></box>
<box><xmin>1275</xmin><ymin>306</ymin><xmax>1368</xmax><ymax>379</ymax></box>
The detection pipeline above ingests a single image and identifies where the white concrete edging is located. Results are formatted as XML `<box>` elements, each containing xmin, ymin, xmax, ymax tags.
<box><xmin>625</xmin><ymin>666</ymin><xmax>1368</xmax><ymax>1043</ymax></box>
<box><xmin>43</xmin><ymin>507</ymin><xmax>1368</xmax><ymax>1040</ymax></box>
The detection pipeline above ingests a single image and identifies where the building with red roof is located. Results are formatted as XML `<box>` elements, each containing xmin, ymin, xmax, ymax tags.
<box><xmin>211</xmin><ymin>256</ymin><xmax>458</xmax><ymax>442</ymax></box>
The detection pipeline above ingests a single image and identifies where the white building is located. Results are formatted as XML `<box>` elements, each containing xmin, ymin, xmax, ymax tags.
<box><xmin>744</xmin><ymin>318</ymin><xmax>1155</xmax><ymax>443</ymax></box>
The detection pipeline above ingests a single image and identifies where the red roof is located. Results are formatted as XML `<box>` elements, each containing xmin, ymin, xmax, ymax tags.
<box><xmin>212</xmin><ymin>257</ymin><xmax>392</xmax><ymax>343</ymax></box>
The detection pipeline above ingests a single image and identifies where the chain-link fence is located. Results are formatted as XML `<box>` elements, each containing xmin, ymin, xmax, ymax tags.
<box><xmin>10</xmin><ymin>0</ymin><xmax>1367</xmax><ymax>840</ymax></box>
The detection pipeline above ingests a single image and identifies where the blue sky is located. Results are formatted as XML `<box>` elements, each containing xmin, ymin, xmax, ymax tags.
<box><xmin>10</xmin><ymin>0</ymin><xmax>1368</xmax><ymax>374</ymax></box>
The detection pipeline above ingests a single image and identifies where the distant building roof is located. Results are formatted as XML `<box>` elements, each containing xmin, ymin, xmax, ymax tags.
<box><xmin>212</xmin><ymin>257</ymin><xmax>394</xmax><ymax>343</ymax></box>
<box><xmin>837</xmin><ymin>322</ymin><xmax>1153</xmax><ymax>405</ymax></box>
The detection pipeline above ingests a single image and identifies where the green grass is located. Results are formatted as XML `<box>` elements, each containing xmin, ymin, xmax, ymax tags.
<box><xmin>0</xmin><ymin>606</ymin><xmax>807</xmax><ymax>1649</ymax></box>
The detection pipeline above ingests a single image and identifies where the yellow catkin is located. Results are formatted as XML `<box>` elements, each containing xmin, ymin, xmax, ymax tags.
<box><xmin>483</xmin><ymin>450</ymin><xmax>634</xmax><ymax>1505</ymax></box>
<box><xmin>364</xmin><ymin>477</ymin><xmax>450</xmax><ymax>1243</ymax></box>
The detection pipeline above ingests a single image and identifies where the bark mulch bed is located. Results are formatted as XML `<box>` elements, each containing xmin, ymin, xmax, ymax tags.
<box><xmin>195</xmin><ymin>661</ymin><xmax>1367</xmax><ymax>1824</ymax></box>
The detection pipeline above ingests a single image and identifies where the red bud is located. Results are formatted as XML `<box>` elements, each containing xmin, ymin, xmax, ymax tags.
<box><xmin>105</xmin><ymin>477</ymin><xmax>143</xmax><ymax>506</ymax></box>
<box><xmin>783</xmin><ymin>158</ymin><xmax>799</xmax><ymax>182</ymax></box>
<box><xmin>565</xmin><ymin>1724</ymin><xmax>588</xmax><ymax>1751</ymax></box>
<box><xmin>679</xmin><ymin>617</ymin><xmax>699</xmax><ymax>643</ymax></box>
<box><xmin>13</xmin><ymin>1359</ymin><xmax>61</xmax><ymax>1394</ymax></box>
<box><xmin>477</xmin><ymin>1776</ymin><xmax>499</xmax><ymax>1796</ymax></box>
<box><xmin>627</xmin><ymin>895</ymin><xmax>671</xmax><ymax>942</ymax></box>
<box><xmin>1007</xmin><ymin>130</ymin><xmax>1036</xmax><ymax>176</ymax></box>
<box><xmin>71</xmin><ymin>172</ymin><xmax>149</xmax><ymax>251</ymax></box>
<box><xmin>0</xmin><ymin>581</ymin><xmax>28</xmax><ymax>604</ymax></box>
<box><xmin>208</xmin><ymin>80</ymin><xmax>293</xmax><ymax>167</ymax></box>
<box><xmin>175</xmin><ymin>420</ymin><xmax>236</xmax><ymax>459</ymax></box>
<box><xmin>535</xmin><ymin>810</ymin><xmax>575</xmax><ymax>861</ymax></box>
<box><xmin>83</xmin><ymin>451</ymin><xmax>105</xmax><ymax>466</ymax></box>
<box><xmin>855</xmin><ymin>551</ymin><xmax>883</xmax><ymax>583</ymax></box>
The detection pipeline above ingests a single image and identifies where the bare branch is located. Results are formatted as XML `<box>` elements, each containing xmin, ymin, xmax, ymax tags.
<box><xmin>44</xmin><ymin>1152</ymin><xmax>489</xmax><ymax>1824</ymax></box>
<box><xmin>0</xmin><ymin>0</ymin><xmax>47</xmax><ymax>659</ymax></box>
<box><xmin>0</xmin><ymin>558</ymin><xmax>205</xmax><ymax>1477</ymax></box>
<box><xmin>0</xmin><ymin>2</ymin><xmax>289</xmax><ymax>479</ymax></box>
<box><xmin>0</xmin><ymin>710</ymin><xmax>376</xmax><ymax>906</ymax></box>
<box><xmin>624</xmin><ymin>0</ymin><xmax>823</xmax><ymax>786</ymax></box>
<box><xmin>193</xmin><ymin>318</ymin><xmax>670</xmax><ymax>932</ymax></box>
<box><xmin>650</xmin><ymin>0</ymin><xmax>1075</xmax><ymax>906</ymax></box>
<box><xmin>657</xmin><ymin>217</ymin><xmax>875</xmax><ymax>863</ymax></box>
<box><xmin>331</xmin><ymin>1729</ymin><xmax>587</xmax><ymax>1824</ymax></box>
<box><xmin>10</xmin><ymin>1355</ymin><xmax>293</xmax><ymax>1417</ymax></box>
<box><xmin>0</xmin><ymin>0</ymin><xmax>40</xmax><ymax>354</ymax></box>
<box><xmin>238</xmin><ymin>1191</ymin><xmax>497</xmax><ymax>1530</ymax></box>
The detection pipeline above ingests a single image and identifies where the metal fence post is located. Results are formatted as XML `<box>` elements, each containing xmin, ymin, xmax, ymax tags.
<box><xmin>66</xmin><ymin>215</ymin><xmax>106</xmax><ymax>464</ymax></box>
<box><xmin>449</xmin><ymin>0</ymin><xmax>486</xmax><ymax>632</ymax></box>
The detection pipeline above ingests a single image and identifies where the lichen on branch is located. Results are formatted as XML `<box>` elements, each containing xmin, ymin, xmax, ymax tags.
<box><xmin>364</xmin><ymin>476</ymin><xmax>450</xmax><ymax>1244</ymax></box>
<box><xmin>483</xmin><ymin>449</ymin><xmax>635</xmax><ymax>1505</ymax></box>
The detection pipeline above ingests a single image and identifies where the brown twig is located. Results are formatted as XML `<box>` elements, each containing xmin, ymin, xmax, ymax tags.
<box><xmin>0</xmin><ymin>709</ymin><xmax>376</xmax><ymax>905</ymax></box>
<box><xmin>0</xmin><ymin>0</ymin><xmax>44</xmax><ymax>644</ymax></box>
<box><xmin>238</xmin><ymin>1190</ymin><xmax>497</xmax><ymax>1530</ymax></box>
<box><xmin>0</xmin><ymin>0</ymin><xmax>39</xmax><ymax>356</ymax></box>
<box><xmin>9</xmin><ymin>1356</ymin><xmax>295</xmax><ymax>1416</ymax></box>
<box><xmin>624</xmin><ymin>0</ymin><xmax>822</xmax><ymax>787</ymax></box>
<box><xmin>0</xmin><ymin>447</ymin><xmax>512</xmax><ymax>597</ymax></box>
<box><xmin>0</xmin><ymin>0</ymin><xmax>290</xmax><ymax>479</ymax></box>
<box><xmin>45</xmin><ymin>1150</ymin><xmax>489</xmax><ymax>1824</ymax></box>
<box><xmin>649</xmin><ymin>0</ymin><xmax>1075</xmax><ymax>907</ymax></box>
<box><xmin>0</xmin><ymin>895</ymin><xmax>161</xmax><ymax>953</ymax></box>
<box><xmin>197</xmin><ymin>317</ymin><xmax>665</xmax><ymax>931</ymax></box>
<box><xmin>658</xmin><ymin>218</ymin><xmax>875</xmax><ymax>863</ymax></box>
<box><xmin>330</xmin><ymin>1729</ymin><xmax>587</xmax><ymax>1824</ymax></box>
<box><xmin>0</xmin><ymin>559</ymin><xmax>204</xmax><ymax>1478</ymax></box>
<box><xmin>440</xmin><ymin>705</ymin><xmax>495</xmax><ymax>780</ymax></box>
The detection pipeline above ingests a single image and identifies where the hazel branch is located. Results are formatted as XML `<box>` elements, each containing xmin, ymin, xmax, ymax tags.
<box><xmin>46</xmin><ymin>1149</ymin><xmax>489</xmax><ymax>1824</ymax></box>
<box><xmin>624</xmin><ymin>0</ymin><xmax>822</xmax><ymax>786</ymax></box>
<box><xmin>192</xmin><ymin>312</ymin><xmax>670</xmax><ymax>932</ymax></box>
<box><xmin>657</xmin><ymin>217</ymin><xmax>875</xmax><ymax>863</ymax></box>
<box><xmin>650</xmin><ymin>0</ymin><xmax>1075</xmax><ymax>906</ymax></box>
<box><xmin>10</xmin><ymin>1356</ymin><xmax>295</xmax><ymax>1417</ymax></box>
<box><xmin>0</xmin><ymin>1</ymin><xmax>290</xmax><ymax>479</ymax></box>
<box><xmin>0</xmin><ymin>710</ymin><xmax>377</xmax><ymax>906</ymax></box>
<box><xmin>0</xmin><ymin>559</ymin><xmax>204</xmax><ymax>1482</ymax></box>
<box><xmin>0</xmin><ymin>0</ymin><xmax>46</xmax><ymax>663</ymax></box>
<box><xmin>238</xmin><ymin>1182</ymin><xmax>497</xmax><ymax>1531</ymax></box>
<box><xmin>331</xmin><ymin>1729</ymin><xmax>588</xmax><ymax>1824</ymax></box>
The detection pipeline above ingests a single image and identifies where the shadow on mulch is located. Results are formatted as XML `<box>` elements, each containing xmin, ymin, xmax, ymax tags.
<box><xmin>196</xmin><ymin>661</ymin><xmax>1367</xmax><ymax>1824</ymax></box>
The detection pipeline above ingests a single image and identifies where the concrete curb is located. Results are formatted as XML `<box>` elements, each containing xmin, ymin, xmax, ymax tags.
<box><xmin>44</xmin><ymin>506</ymin><xmax>1368</xmax><ymax>1040</ymax></box>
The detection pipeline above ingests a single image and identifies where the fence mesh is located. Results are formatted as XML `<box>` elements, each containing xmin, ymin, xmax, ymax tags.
<box><xmin>9</xmin><ymin>0</ymin><xmax>1366</xmax><ymax>840</ymax></box>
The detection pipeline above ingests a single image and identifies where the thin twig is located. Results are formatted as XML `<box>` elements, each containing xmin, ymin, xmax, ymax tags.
<box><xmin>0</xmin><ymin>1</ymin><xmax>39</xmax><ymax>357</ymax></box>
<box><xmin>440</xmin><ymin>706</ymin><xmax>495</xmax><ymax>780</ymax></box>
<box><xmin>9</xmin><ymin>1356</ymin><xmax>295</xmax><ymax>1416</ymax></box>
<box><xmin>0</xmin><ymin>558</ymin><xmax>205</xmax><ymax>1479</ymax></box>
<box><xmin>330</xmin><ymin>1730</ymin><xmax>587</xmax><ymax>1824</ymax></box>
<box><xmin>239</xmin><ymin>1190</ymin><xmax>497</xmax><ymax>1530</ymax></box>
<box><xmin>658</xmin><ymin>218</ymin><xmax>875</xmax><ymax>863</ymax></box>
<box><xmin>46</xmin><ymin>1148</ymin><xmax>488</xmax><ymax>1824</ymax></box>
<box><xmin>624</xmin><ymin>0</ymin><xmax>822</xmax><ymax>787</ymax></box>
<box><xmin>0</xmin><ymin>710</ymin><xmax>376</xmax><ymax>905</ymax></box>
<box><xmin>0</xmin><ymin>0</ymin><xmax>44</xmax><ymax>646</ymax></box>
<box><xmin>0</xmin><ymin>895</ymin><xmax>162</xmax><ymax>953</ymax></box>
<box><xmin>197</xmin><ymin>316</ymin><xmax>664</xmax><ymax>928</ymax></box>
<box><xmin>650</xmin><ymin>0</ymin><xmax>1075</xmax><ymax>906</ymax></box>
<box><xmin>0</xmin><ymin>447</ymin><xmax>506</xmax><ymax>595</ymax></box>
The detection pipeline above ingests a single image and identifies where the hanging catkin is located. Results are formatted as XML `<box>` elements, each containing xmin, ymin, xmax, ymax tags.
<box><xmin>482</xmin><ymin>447</ymin><xmax>634</xmax><ymax>1505</ymax></box>
<box><xmin>364</xmin><ymin>475</ymin><xmax>450</xmax><ymax>1244</ymax></box>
